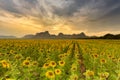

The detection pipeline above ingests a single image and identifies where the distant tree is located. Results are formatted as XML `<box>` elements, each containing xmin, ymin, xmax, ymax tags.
<box><xmin>102</xmin><ymin>34</ymin><xmax>114</xmax><ymax>39</ymax></box>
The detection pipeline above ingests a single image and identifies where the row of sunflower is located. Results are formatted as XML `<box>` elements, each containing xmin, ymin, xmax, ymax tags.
<box><xmin>0</xmin><ymin>39</ymin><xmax>120</xmax><ymax>80</ymax></box>
<box><xmin>77</xmin><ymin>40</ymin><xmax>120</xmax><ymax>80</ymax></box>
<box><xmin>40</xmin><ymin>43</ymin><xmax>81</xmax><ymax>80</ymax></box>
<box><xmin>0</xmin><ymin>40</ymin><xmax>76</xmax><ymax>80</ymax></box>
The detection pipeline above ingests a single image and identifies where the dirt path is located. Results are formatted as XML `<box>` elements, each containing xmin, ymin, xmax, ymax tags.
<box><xmin>76</xmin><ymin>42</ymin><xmax>86</xmax><ymax>78</ymax></box>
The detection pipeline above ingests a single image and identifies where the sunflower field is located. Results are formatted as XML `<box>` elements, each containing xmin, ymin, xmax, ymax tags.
<box><xmin>0</xmin><ymin>39</ymin><xmax>120</xmax><ymax>80</ymax></box>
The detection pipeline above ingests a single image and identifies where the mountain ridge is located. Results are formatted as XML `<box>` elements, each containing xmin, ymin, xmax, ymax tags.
<box><xmin>0</xmin><ymin>35</ymin><xmax>16</xmax><ymax>39</ymax></box>
<box><xmin>23</xmin><ymin>31</ymin><xmax>120</xmax><ymax>39</ymax></box>
<box><xmin>0</xmin><ymin>31</ymin><xmax>120</xmax><ymax>39</ymax></box>
<box><xmin>23</xmin><ymin>31</ymin><xmax>88</xmax><ymax>39</ymax></box>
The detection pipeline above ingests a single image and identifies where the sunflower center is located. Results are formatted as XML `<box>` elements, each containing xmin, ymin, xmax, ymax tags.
<box><xmin>49</xmin><ymin>72</ymin><xmax>53</xmax><ymax>76</ymax></box>
<box><xmin>25</xmin><ymin>62</ymin><xmax>29</xmax><ymax>65</ymax></box>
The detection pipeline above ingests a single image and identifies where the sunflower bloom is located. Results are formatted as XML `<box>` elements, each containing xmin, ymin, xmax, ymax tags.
<box><xmin>32</xmin><ymin>61</ymin><xmax>38</xmax><ymax>66</ymax></box>
<box><xmin>45</xmin><ymin>71</ymin><xmax>55</xmax><ymax>79</ymax></box>
<box><xmin>55</xmin><ymin>69</ymin><xmax>62</xmax><ymax>75</ymax></box>
<box><xmin>83</xmin><ymin>70</ymin><xmax>94</xmax><ymax>77</ymax></box>
<box><xmin>64</xmin><ymin>53</ymin><xmax>68</xmax><ymax>57</ymax></box>
<box><xmin>58</xmin><ymin>61</ymin><xmax>65</xmax><ymax>67</ymax></box>
<box><xmin>118</xmin><ymin>58</ymin><xmax>120</xmax><ymax>62</ymax></box>
<box><xmin>93</xmin><ymin>54</ymin><xmax>99</xmax><ymax>58</ymax></box>
<box><xmin>100</xmin><ymin>59</ymin><xmax>106</xmax><ymax>64</ymax></box>
<box><xmin>46</xmin><ymin>58</ymin><xmax>50</xmax><ymax>62</ymax></box>
<box><xmin>22</xmin><ymin>60</ymin><xmax>30</xmax><ymax>67</ymax></box>
<box><xmin>75</xmin><ymin>54</ymin><xmax>80</xmax><ymax>58</ymax></box>
<box><xmin>43</xmin><ymin>63</ymin><xmax>49</xmax><ymax>69</ymax></box>
<box><xmin>14</xmin><ymin>54</ymin><xmax>22</xmax><ymax>60</ymax></box>
<box><xmin>50</xmin><ymin>61</ymin><xmax>56</xmax><ymax>68</ymax></box>
<box><xmin>26</xmin><ymin>57</ymin><xmax>31</xmax><ymax>61</ymax></box>
<box><xmin>1</xmin><ymin>60</ymin><xmax>10</xmax><ymax>68</ymax></box>
<box><xmin>6</xmin><ymin>78</ymin><xmax>15</xmax><ymax>80</ymax></box>
<box><xmin>58</xmin><ymin>54</ymin><xmax>63</xmax><ymax>59</ymax></box>
<box><xmin>71</xmin><ymin>66</ymin><xmax>77</xmax><ymax>71</ymax></box>
<box><xmin>99</xmin><ymin>72</ymin><xmax>109</xmax><ymax>79</ymax></box>
<box><xmin>69</xmin><ymin>74</ymin><xmax>79</xmax><ymax>80</ymax></box>
<box><xmin>108</xmin><ymin>55</ymin><xmax>112</xmax><ymax>59</ymax></box>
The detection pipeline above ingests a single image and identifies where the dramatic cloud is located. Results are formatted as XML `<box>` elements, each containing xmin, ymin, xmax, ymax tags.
<box><xmin>0</xmin><ymin>0</ymin><xmax>120</xmax><ymax>37</ymax></box>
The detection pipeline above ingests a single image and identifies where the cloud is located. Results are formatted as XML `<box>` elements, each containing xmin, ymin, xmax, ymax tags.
<box><xmin>0</xmin><ymin>0</ymin><xmax>120</xmax><ymax>36</ymax></box>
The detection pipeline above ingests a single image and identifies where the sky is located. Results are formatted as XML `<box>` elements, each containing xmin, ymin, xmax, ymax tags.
<box><xmin>0</xmin><ymin>0</ymin><xmax>120</xmax><ymax>37</ymax></box>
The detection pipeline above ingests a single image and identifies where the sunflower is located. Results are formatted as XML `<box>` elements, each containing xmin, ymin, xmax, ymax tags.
<box><xmin>22</xmin><ymin>60</ymin><xmax>30</xmax><ymax>67</ymax></box>
<box><xmin>26</xmin><ymin>57</ymin><xmax>31</xmax><ymax>61</ymax></box>
<box><xmin>58</xmin><ymin>61</ymin><xmax>65</xmax><ymax>67</ymax></box>
<box><xmin>64</xmin><ymin>53</ymin><xmax>68</xmax><ymax>57</ymax></box>
<box><xmin>55</xmin><ymin>69</ymin><xmax>62</xmax><ymax>75</ymax></box>
<box><xmin>99</xmin><ymin>72</ymin><xmax>109</xmax><ymax>79</ymax></box>
<box><xmin>43</xmin><ymin>63</ymin><xmax>49</xmax><ymax>69</ymax></box>
<box><xmin>50</xmin><ymin>61</ymin><xmax>56</xmax><ymax>68</ymax></box>
<box><xmin>10</xmin><ymin>50</ymin><xmax>14</xmax><ymax>54</ymax></box>
<box><xmin>77</xmin><ymin>59</ymin><xmax>82</xmax><ymax>64</ymax></box>
<box><xmin>112</xmin><ymin>57</ymin><xmax>117</xmax><ymax>62</ymax></box>
<box><xmin>108</xmin><ymin>55</ymin><xmax>112</xmax><ymax>59</ymax></box>
<box><xmin>92</xmin><ymin>54</ymin><xmax>99</xmax><ymax>58</ymax></box>
<box><xmin>112</xmin><ymin>57</ymin><xmax>115</xmax><ymax>60</ymax></box>
<box><xmin>58</xmin><ymin>54</ymin><xmax>64</xmax><ymax>59</ymax></box>
<box><xmin>6</xmin><ymin>79</ymin><xmax>15</xmax><ymax>80</ymax></box>
<box><xmin>32</xmin><ymin>61</ymin><xmax>38</xmax><ymax>66</ymax></box>
<box><xmin>75</xmin><ymin>54</ymin><xmax>80</xmax><ymax>58</ymax></box>
<box><xmin>100</xmin><ymin>58</ymin><xmax>106</xmax><ymax>64</ymax></box>
<box><xmin>5</xmin><ymin>76</ymin><xmax>15</xmax><ymax>80</ymax></box>
<box><xmin>14</xmin><ymin>54</ymin><xmax>22</xmax><ymax>60</ymax></box>
<box><xmin>1</xmin><ymin>60</ymin><xmax>10</xmax><ymax>68</ymax></box>
<box><xmin>71</xmin><ymin>66</ymin><xmax>77</xmax><ymax>71</ymax></box>
<box><xmin>69</xmin><ymin>74</ymin><xmax>79</xmax><ymax>80</ymax></box>
<box><xmin>45</xmin><ymin>70</ymin><xmax>55</xmax><ymax>79</ymax></box>
<box><xmin>45</xmin><ymin>58</ymin><xmax>50</xmax><ymax>62</ymax></box>
<box><xmin>83</xmin><ymin>70</ymin><xmax>94</xmax><ymax>77</ymax></box>
<box><xmin>0</xmin><ymin>53</ymin><xmax>5</xmax><ymax>57</ymax></box>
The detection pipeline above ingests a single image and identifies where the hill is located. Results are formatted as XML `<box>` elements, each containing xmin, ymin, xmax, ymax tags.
<box><xmin>0</xmin><ymin>36</ymin><xmax>16</xmax><ymax>39</ymax></box>
<box><xmin>23</xmin><ymin>31</ymin><xmax>88</xmax><ymax>39</ymax></box>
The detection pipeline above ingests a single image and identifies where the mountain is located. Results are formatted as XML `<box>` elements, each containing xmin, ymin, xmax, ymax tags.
<box><xmin>57</xmin><ymin>32</ymin><xmax>87</xmax><ymax>39</ymax></box>
<box><xmin>34</xmin><ymin>31</ymin><xmax>51</xmax><ymax>38</ymax></box>
<box><xmin>23</xmin><ymin>31</ymin><xmax>120</xmax><ymax>39</ymax></box>
<box><xmin>23</xmin><ymin>31</ymin><xmax>88</xmax><ymax>39</ymax></box>
<box><xmin>100</xmin><ymin>33</ymin><xmax>120</xmax><ymax>39</ymax></box>
<box><xmin>23</xmin><ymin>34</ymin><xmax>34</xmax><ymax>39</ymax></box>
<box><xmin>0</xmin><ymin>36</ymin><xmax>16</xmax><ymax>39</ymax></box>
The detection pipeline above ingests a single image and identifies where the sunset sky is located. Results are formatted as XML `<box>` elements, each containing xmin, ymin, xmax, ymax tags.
<box><xmin>0</xmin><ymin>0</ymin><xmax>120</xmax><ymax>37</ymax></box>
